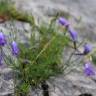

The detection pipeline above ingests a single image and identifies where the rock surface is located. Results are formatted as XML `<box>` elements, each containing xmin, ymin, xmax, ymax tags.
<box><xmin>0</xmin><ymin>0</ymin><xmax>96</xmax><ymax>96</ymax></box>
<box><xmin>14</xmin><ymin>0</ymin><xmax>96</xmax><ymax>42</ymax></box>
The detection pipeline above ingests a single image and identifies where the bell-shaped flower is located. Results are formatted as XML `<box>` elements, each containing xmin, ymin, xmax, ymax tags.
<box><xmin>84</xmin><ymin>62</ymin><xmax>95</xmax><ymax>76</ymax></box>
<box><xmin>58</xmin><ymin>17</ymin><xmax>69</xmax><ymax>27</ymax></box>
<box><xmin>11</xmin><ymin>41</ymin><xmax>19</xmax><ymax>56</ymax></box>
<box><xmin>68</xmin><ymin>27</ymin><xmax>78</xmax><ymax>42</ymax></box>
<box><xmin>0</xmin><ymin>32</ymin><xmax>6</xmax><ymax>46</ymax></box>
<box><xmin>83</xmin><ymin>44</ymin><xmax>92</xmax><ymax>55</ymax></box>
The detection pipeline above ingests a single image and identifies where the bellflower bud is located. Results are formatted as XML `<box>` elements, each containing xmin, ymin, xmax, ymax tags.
<box><xmin>0</xmin><ymin>32</ymin><xmax>6</xmax><ymax>46</ymax></box>
<box><xmin>83</xmin><ymin>44</ymin><xmax>92</xmax><ymax>55</ymax></box>
<box><xmin>11</xmin><ymin>41</ymin><xmax>19</xmax><ymax>56</ymax></box>
<box><xmin>68</xmin><ymin>27</ymin><xmax>78</xmax><ymax>42</ymax></box>
<box><xmin>84</xmin><ymin>62</ymin><xmax>95</xmax><ymax>76</ymax></box>
<box><xmin>58</xmin><ymin>17</ymin><xmax>69</xmax><ymax>27</ymax></box>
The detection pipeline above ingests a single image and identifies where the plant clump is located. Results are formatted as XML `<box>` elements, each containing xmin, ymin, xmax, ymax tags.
<box><xmin>0</xmin><ymin>1</ymin><xmax>96</xmax><ymax>95</ymax></box>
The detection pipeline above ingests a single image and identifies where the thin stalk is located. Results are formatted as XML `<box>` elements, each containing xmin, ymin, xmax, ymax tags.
<box><xmin>63</xmin><ymin>40</ymin><xmax>85</xmax><ymax>71</ymax></box>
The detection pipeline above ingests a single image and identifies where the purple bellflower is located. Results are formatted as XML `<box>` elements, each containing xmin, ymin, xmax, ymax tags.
<box><xmin>84</xmin><ymin>62</ymin><xmax>95</xmax><ymax>76</ymax></box>
<box><xmin>11</xmin><ymin>41</ymin><xmax>19</xmax><ymax>56</ymax></box>
<box><xmin>75</xmin><ymin>44</ymin><xmax>92</xmax><ymax>55</ymax></box>
<box><xmin>68</xmin><ymin>27</ymin><xmax>78</xmax><ymax>42</ymax></box>
<box><xmin>83</xmin><ymin>44</ymin><xmax>92</xmax><ymax>55</ymax></box>
<box><xmin>58</xmin><ymin>17</ymin><xmax>70</xmax><ymax>27</ymax></box>
<box><xmin>0</xmin><ymin>32</ymin><xmax>6</xmax><ymax>46</ymax></box>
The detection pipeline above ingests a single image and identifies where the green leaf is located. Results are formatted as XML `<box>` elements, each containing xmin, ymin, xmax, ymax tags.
<box><xmin>20</xmin><ymin>83</ymin><xmax>30</xmax><ymax>93</ymax></box>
